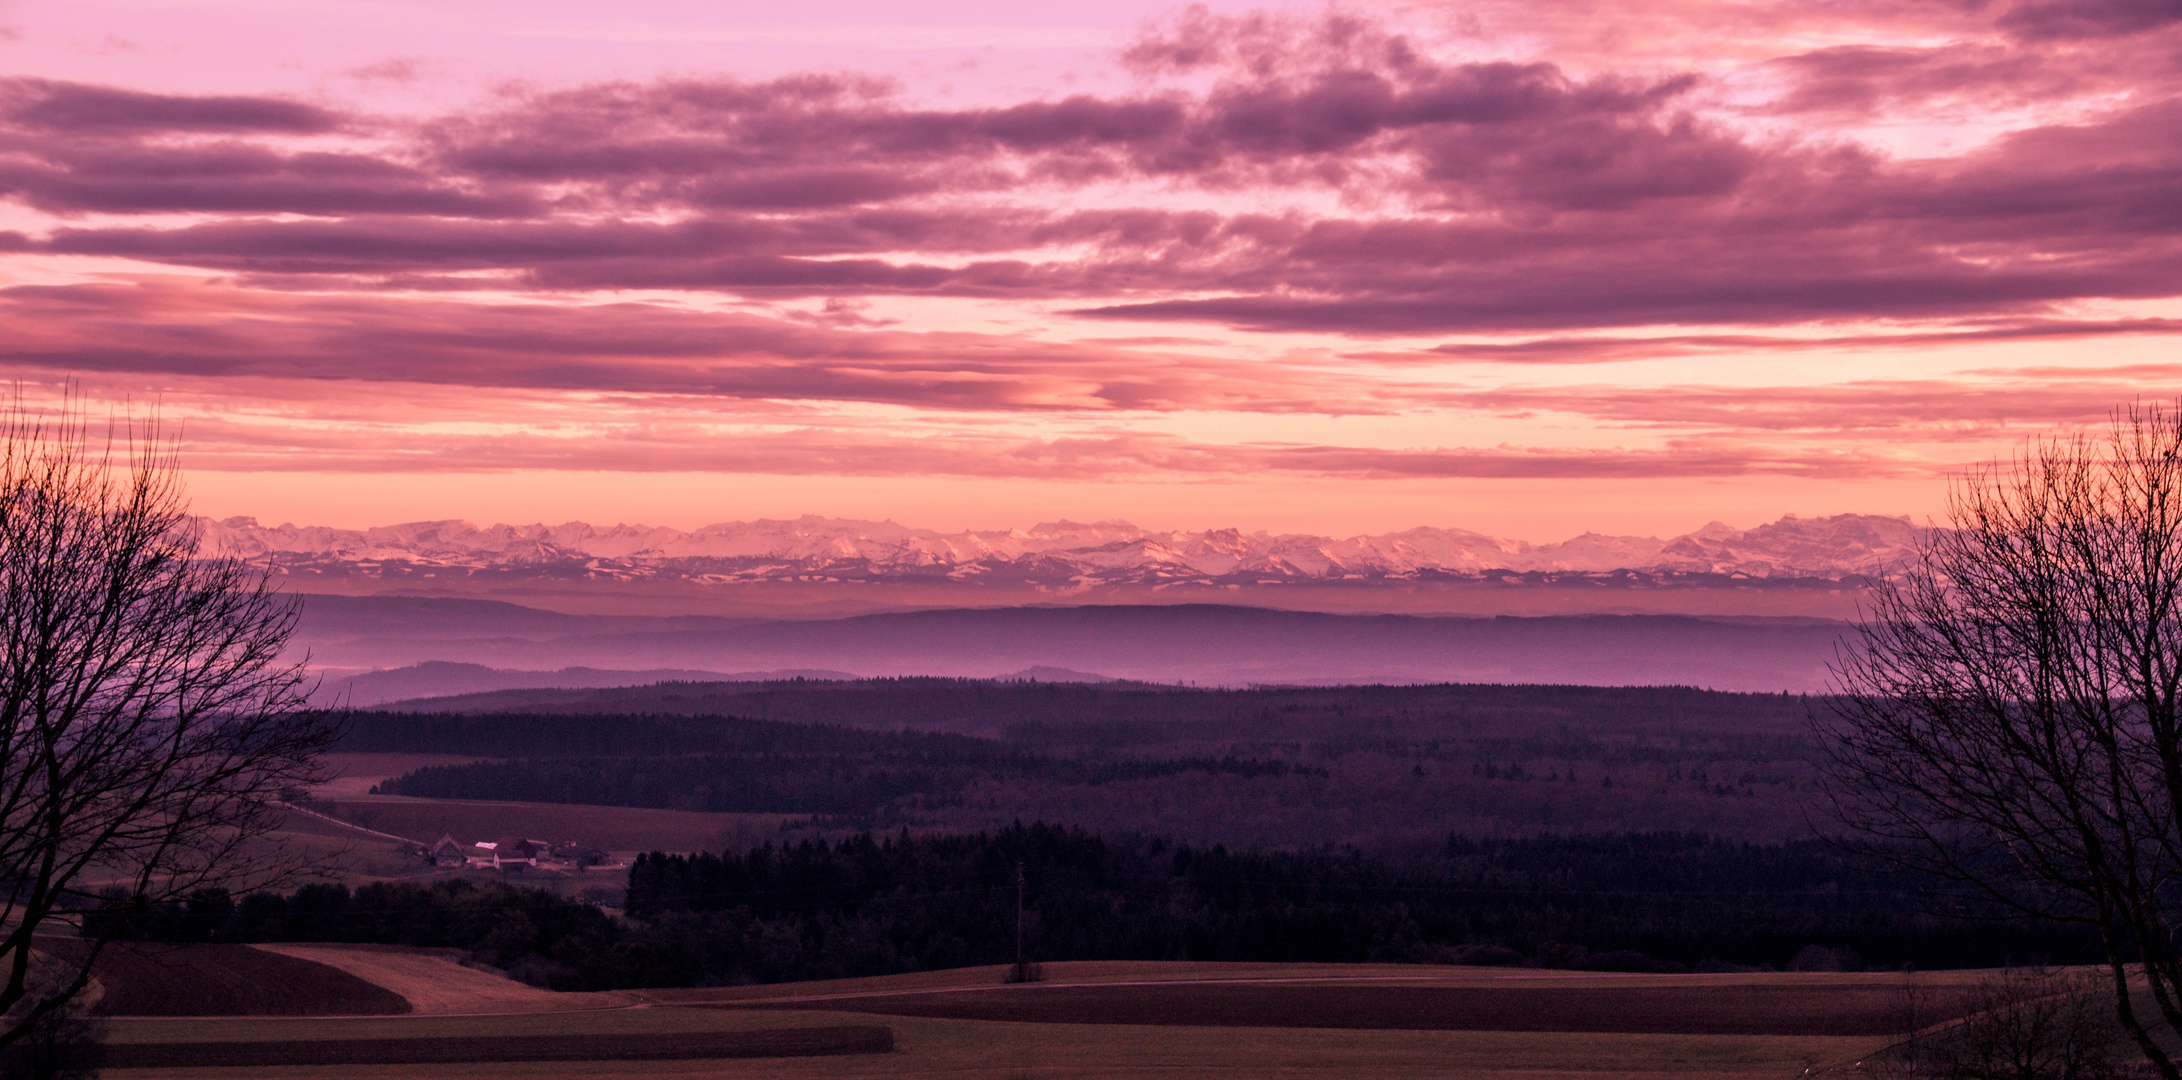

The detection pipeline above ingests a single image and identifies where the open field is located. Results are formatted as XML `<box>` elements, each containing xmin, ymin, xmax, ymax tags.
<box><xmin>686</xmin><ymin>961</ymin><xmax>1987</xmax><ymax>1035</ymax></box>
<box><xmin>729</xmin><ymin>978</ymin><xmax>1960</xmax><ymax>1035</ymax></box>
<box><xmin>97</xmin><ymin>1008</ymin><xmax>1884</xmax><ymax>1080</ymax></box>
<box><xmin>312</xmin><ymin>795</ymin><xmax>794</xmax><ymax>852</ymax></box>
<box><xmin>101</xmin><ymin>1026</ymin><xmax>893</xmax><ymax>1069</ymax></box>
<box><xmin>31</xmin><ymin>938</ymin><xmax>408</xmax><ymax>1017</ymax></box>
<box><xmin>313</xmin><ymin>753</ymin><xmax>494</xmax><ymax>798</ymax></box>
<box><xmin>99</xmin><ymin>1006</ymin><xmax>906</xmax><ymax>1076</ymax></box>
<box><xmin>252</xmin><ymin>944</ymin><xmax>639</xmax><ymax>1014</ymax></box>
<box><xmin>89</xmin><ymin>958</ymin><xmax>2000</xmax><ymax>1079</ymax></box>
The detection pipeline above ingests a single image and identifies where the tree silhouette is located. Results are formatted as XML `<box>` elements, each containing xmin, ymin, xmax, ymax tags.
<box><xmin>1823</xmin><ymin>404</ymin><xmax>2182</xmax><ymax>1079</ymax></box>
<box><xmin>0</xmin><ymin>405</ymin><xmax>336</xmax><ymax>1063</ymax></box>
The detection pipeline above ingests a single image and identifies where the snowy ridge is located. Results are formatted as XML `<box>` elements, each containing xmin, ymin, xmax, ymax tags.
<box><xmin>198</xmin><ymin>513</ymin><xmax>1922</xmax><ymax>589</ymax></box>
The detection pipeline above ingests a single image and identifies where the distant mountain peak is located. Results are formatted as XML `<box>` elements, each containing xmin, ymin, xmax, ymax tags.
<box><xmin>202</xmin><ymin>512</ymin><xmax>1925</xmax><ymax>593</ymax></box>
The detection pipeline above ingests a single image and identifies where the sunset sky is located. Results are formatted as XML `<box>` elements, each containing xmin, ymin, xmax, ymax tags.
<box><xmin>2</xmin><ymin>0</ymin><xmax>2177</xmax><ymax>539</ymax></box>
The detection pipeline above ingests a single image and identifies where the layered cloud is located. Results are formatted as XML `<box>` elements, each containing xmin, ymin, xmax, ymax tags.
<box><xmin>2</xmin><ymin>0</ymin><xmax>2180</xmax><ymax>523</ymax></box>
<box><xmin>0</xmin><ymin>278</ymin><xmax>1381</xmax><ymax>412</ymax></box>
<box><xmin>9</xmin><ymin>8</ymin><xmax>2180</xmax><ymax>328</ymax></box>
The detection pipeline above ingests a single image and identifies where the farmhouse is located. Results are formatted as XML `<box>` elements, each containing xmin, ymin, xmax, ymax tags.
<box><xmin>471</xmin><ymin>837</ymin><xmax>546</xmax><ymax>870</ymax></box>
<box><xmin>427</xmin><ymin>835</ymin><xmax>466</xmax><ymax>867</ymax></box>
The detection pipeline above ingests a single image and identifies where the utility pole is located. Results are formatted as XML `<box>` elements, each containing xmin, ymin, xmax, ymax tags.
<box><xmin>1014</xmin><ymin>860</ymin><xmax>1025</xmax><ymax>977</ymax></box>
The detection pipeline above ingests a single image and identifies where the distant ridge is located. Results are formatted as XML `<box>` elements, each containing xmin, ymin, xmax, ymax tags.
<box><xmin>293</xmin><ymin>599</ymin><xmax>1855</xmax><ymax>696</ymax></box>
<box><xmin>316</xmin><ymin>661</ymin><xmax>858</xmax><ymax>708</ymax></box>
<box><xmin>1002</xmin><ymin>666</ymin><xmax>1118</xmax><ymax>683</ymax></box>
<box><xmin>212</xmin><ymin>513</ymin><xmax>1920</xmax><ymax>596</ymax></box>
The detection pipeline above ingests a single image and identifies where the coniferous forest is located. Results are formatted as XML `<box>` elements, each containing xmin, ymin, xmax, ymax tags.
<box><xmin>164</xmin><ymin>681</ymin><xmax>2101</xmax><ymax>989</ymax></box>
<box><xmin>103</xmin><ymin>824</ymin><xmax>2096</xmax><ymax>989</ymax></box>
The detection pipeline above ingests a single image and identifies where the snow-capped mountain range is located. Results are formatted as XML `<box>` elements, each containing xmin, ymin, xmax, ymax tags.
<box><xmin>199</xmin><ymin>512</ymin><xmax>1922</xmax><ymax>590</ymax></box>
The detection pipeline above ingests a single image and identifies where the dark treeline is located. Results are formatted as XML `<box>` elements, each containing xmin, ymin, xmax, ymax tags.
<box><xmin>337</xmin><ymin>680</ymin><xmax>1817</xmax><ymax>758</ymax></box>
<box><xmin>619</xmin><ymin>827</ymin><xmax>2094</xmax><ymax>977</ymax></box>
<box><xmin>97</xmin><ymin>826</ymin><xmax>2097</xmax><ymax>989</ymax></box>
<box><xmin>376</xmin><ymin>754</ymin><xmax>1318</xmax><ymax>815</ymax></box>
<box><xmin>83</xmin><ymin>879</ymin><xmax>626</xmax><ymax>990</ymax></box>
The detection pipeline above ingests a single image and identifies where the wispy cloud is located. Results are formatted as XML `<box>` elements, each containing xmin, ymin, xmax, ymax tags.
<box><xmin>164</xmin><ymin>410</ymin><xmax>1930</xmax><ymax>481</ymax></box>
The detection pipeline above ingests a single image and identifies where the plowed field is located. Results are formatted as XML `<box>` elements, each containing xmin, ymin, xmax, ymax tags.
<box><xmin>99</xmin><ymin>1025</ymin><xmax>893</xmax><ymax>1068</ymax></box>
<box><xmin>728</xmin><ymin>980</ymin><xmax>1976</xmax><ymax>1036</ymax></box>
<box><xmin>31</xmin><ymin>938</ymin><xmax>409</xmax><ymax>1017</ymax></box>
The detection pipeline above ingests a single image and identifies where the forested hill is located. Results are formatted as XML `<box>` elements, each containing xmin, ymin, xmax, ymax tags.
<box><xmin>331</xmin><ymin>681</ymin><xmax>1835</xmax><ymax>844</ymax></box>
<box><xmin>343</xmin><ymin>678</ymin><xmax>1818</xmax><ymax>742</ymax></box>
<box><xmin>374</xmin><ymin>752</ymin><xmax>1315</xmax><ymax>816</ymax></box>
<box><xmin>338</xmin><ymin>709</ymin><xmax>999</xmax><ymax>759</ymax></box>
<box><xmin>304</xmin><ymin>606</ymin><xmax>1846</xmax><ymax>693</ymax></box>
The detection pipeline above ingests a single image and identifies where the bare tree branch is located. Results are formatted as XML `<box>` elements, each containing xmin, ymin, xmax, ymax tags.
<box><xmin>0</xmin><ymin>399</ymin><xmax>337</xmax><ymax>1054</ymax></box>
<box><xmin>1821</xmin><ymin>403</ymin><xmax>2182</xmax><ymax>1079</ymax></box>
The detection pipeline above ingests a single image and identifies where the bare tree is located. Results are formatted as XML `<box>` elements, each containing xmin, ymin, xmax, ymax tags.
<box><xmin>1883</xmin><ymin>967</ymin><xmax>2120</xmax><ymax>1080</ymax></box>
<box><xmin>1946</xmin><ymin>968</ymin><xmax>2121</xmax><ymax>1080</ymax></box>
<box><xmin>1822</xmin><ymin>404</ymin><xmax>2182</xmax><ymax>1079</ymax></box>
<box><xmin>0</xmin><ymin>406</ymin><xmax>337</xmax><ymax>1060</ymax></box>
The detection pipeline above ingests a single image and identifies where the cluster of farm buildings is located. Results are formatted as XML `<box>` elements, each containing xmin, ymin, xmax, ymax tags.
<box><xmin>414</xmin><ymin>835</ymin><xmax>610</xmax><ymax>871</ymax></box>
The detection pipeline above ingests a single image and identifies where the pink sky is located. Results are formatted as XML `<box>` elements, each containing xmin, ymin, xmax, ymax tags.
<box><xmin>2</xmin><ymin>0</ymin><xmax>2178</xmax><ymax>539</ymax></box>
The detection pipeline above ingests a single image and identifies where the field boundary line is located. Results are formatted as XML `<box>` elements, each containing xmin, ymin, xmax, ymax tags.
<box><xmin>272</xmin><ymin>801</ymin><xmax>423</xmax><ymax>846</ymax></box>
<box><xmin>693</xmin><ymin>970</ymin><xmax>1757</xmax><ymax>1006</ymax></box>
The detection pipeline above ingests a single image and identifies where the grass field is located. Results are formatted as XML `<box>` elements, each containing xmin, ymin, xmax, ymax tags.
<box><xmin>310</xmin><ymin>794</ymin><xmax>796</xmax><ymax>853</ymax></box>
<box><xmin>314</xmin><ymin>754</ymin><xmax>494</xmax><ymax>799</ymax></box>
<box><xmin>726</xmin><ymin>979</ymin><xmax>1963</xmax><ymax>1035</ymax></box>
<box><xmin>101</xmin><ymin>1026</ymin><xmax>893</xmax><ymax>1068</ymax></box>
<box><xmin>98</xmin><ymin>1012</ymin><xmax>1883</xmax><ymax>1079</ymax></box>
<box><xmin>231</xmin><ymin>792</ymin><xmax>801</xmax><ymax>891</ymax></box>
<box><xmin>31</xmin><ymin>938</ymin><xmax>409</xmax><ymax>1017</ymax></box>
<box><xmin>252</xmin><ymin>944</ymin><xmax>639</xmax><ymax>1014</ymax></box>
<box><xmin>89</xmin><ymin>958</ymin><xmax>1987</xmax><ymax>1079</ymax></box>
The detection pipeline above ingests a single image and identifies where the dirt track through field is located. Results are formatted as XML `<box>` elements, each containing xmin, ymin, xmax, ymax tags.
<box><xmin>31</xmin><ymin>939</ymin><xmax>409</xmax><ymax>1017</ymax></box>
<box><xmin>723</xmin><ymin>980</ymin><xmax>1976</xmax><ymax>1036</ymax></box>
